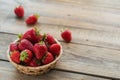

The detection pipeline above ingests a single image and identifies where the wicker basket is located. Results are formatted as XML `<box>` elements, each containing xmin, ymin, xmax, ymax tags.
<box><xmin>7</xmin><ymin>39</ymin><xmax>62</xmax><ymax>75</ymax></box>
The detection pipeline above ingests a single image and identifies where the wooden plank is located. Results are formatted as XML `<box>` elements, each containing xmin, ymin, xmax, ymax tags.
<box><xmin>0</xmin><ymin>33</ymin><xmax>16</xmax><ymax>60</ymax></box>
<box><xmin>30</xmin><ymin>0</ymin><xmax>120</xmax><ymax>9</ymax></box>
<box><xmin>2</xmin><ymin>22</ymin><xmax>120</xmax><ymax>50</ymax></box>
<box><xmin>0</xmin><ymin>33</ymin><xmax>120</xmax><ymax>79</ymax></box>
<box><xmin>2</xmin><ymin>0</ymin><xmax>120</xmax><ymax>33</ymax></box>
<box><xmin>23</xmin><ymin>0</ymin><xmax>120</xmax><ymax>29</ymax></box>
<box><xmin>0</xmin><ymin>61</ymin><xmax>109</xmax><ymax>80</ymax></box>
<box><xmin>17</xmin><ymin>0</ymin><xmax>120</xmax><ymax>9</ymax></box>
<box><xmin>0</xmin><ymin>0</ymin><xmax>18</xmax><ymax>25</ymax></box>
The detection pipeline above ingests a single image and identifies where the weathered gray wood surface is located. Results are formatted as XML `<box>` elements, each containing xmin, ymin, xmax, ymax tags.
<box><xmin>0</xmin><ymin>32</ymin><xmax>119</xmax><ymax>79</ymax></box>
<box><xmin>0</xmin><ymin>0</ymin><xmax>120</xmax><ymax>79</ymax></box>
<box><xmin>0</xmin><ymin>61</ymin><xmax>109</xmax><ymax>80</ymax></box>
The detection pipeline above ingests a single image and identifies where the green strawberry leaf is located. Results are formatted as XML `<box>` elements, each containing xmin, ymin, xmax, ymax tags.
<box><xmin>39</xmin><ymin>41</ymin><xmax>44</xmax><ymax>45</ymax></box>
<box><xmin>42</xmin><ymin>53</ymin><xmax>47</xmax><ymax>62</ymax></box>
<box><xmin>18</xmin><ymin>34</ymin><xmax>23</xmax><ymax>39</ymax></box>
<box><xmin>41</xmin><ymin>33</ymin><xmax>47</xmax><ymax>41</ymax></box>
<box><xmin>34</xmin><ymin>14</ymin><xmax>40</xmax><ymax>19</ymax></box>
<box><xmin>34</xmin><ymin>27</ymin><xmax>40</xmax><ymax>36</ymax></box>
<box><xmin>36</xmin><ymin>59</ymin><xmax>41</xmax><ymax>65</ymax></box>
<box><xmin>20</xmin><ymin>51</ymin><xmax>28</xmax><ymax>61</ymax></box>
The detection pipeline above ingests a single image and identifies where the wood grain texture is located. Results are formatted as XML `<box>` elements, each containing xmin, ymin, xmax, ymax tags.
<box><xmin>0</xmin><ymin>0</ymin><xmax>18</xmax><ymax>26</ymax></box>
<box><xmin>1</xmin><ymin>0</ymin><xmax>120</xmax><ymax>51</ymax></box>
<box><xmin>2</xmin><ymin>0</ymin><xmax>120</xmax><ymax>32</ymax></box>
<box><xmin>0</xmin><ymin>61</ymin><xmax>109</xmax><ymax>80</ymax></box>
<box><xmin>22</xmin><ymin>0</ymin><xmax>120</xmax><ymax>29</ymax></box>
<box><xmin>0</xmin><ymin>33</ymin><xmax>120</xmax><ymax>79</ymax></box>
<box><xmin>0</xmin><ymin>0</ymin><xmax>120</xmax><ymax>79</ymax></box>
<box><xmin>2</xmin><ymin>22</ymin><xmax>120</xmax><ymax>51</ymax></box>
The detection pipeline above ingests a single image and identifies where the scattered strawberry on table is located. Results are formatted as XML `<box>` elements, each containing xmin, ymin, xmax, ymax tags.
<box><xmin>9</xmin><ymin>28</ymin><xmax>61</xmax><ymax>67</ymax></box>
<box><xmin>14</xmin><ymin>5</ymin><xmax>24</xmax><ymax>18</ymax></box>
<box><xmin>25</xmin><ymin>14</ymin><xmax>39</xmax><ymax>25</ymax></box>
<box><xmin>61</xmin><ymin>29</ymin><xmax>72</xmax><ymax>43</ymax></box>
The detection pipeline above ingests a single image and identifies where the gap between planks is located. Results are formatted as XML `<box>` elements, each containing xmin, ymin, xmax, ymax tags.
<box><xmin>0</xmin><ymin>60</ymin><xmax>112</xmax><ymax>80</ymax></box>
<box><xmin>1</xmin><ymin>31</ymin><xmax>120</xmax><ymax>52</ymax></box>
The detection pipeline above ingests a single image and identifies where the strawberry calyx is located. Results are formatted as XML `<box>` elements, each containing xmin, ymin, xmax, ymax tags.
<box><xmin>20</xmin><ymin>51</ymin><xmax>28</xmax><ymax>61</ymax></box>
<box><xmin>34</xmin><ymin>27</ymin><xmax>40</xmax><ymax>36</ymax></box>
<box><xmin>9</xmin><ymin>52</ymin><xmax>12</xmax><ymax>56</ymax></box>
<box><xmin>39</xmin><ymin>41</ymin><xmax>44</xmax><ymax>45</ymax></box>
<box><xmin>36</xmin><ymin>59</ymin><xmax>41</xmax><ymax>65</ymax></box>
<box><xmin>16</xmin><ymin>4</ymin><xmax>22</xmax><ymax>7</ymax></box>
<box><xmin>42</xmin><ymin>53</ymin><xmax>47</xmax><ymax>62</ymax></box>
<box><xmin>34</xmin><ymin>14</ymin><xmax>40</xmax><ymax>19</ymax></box>
<box><xmin>9</xmin><ymin>51</ymin><xmax>17</xmax><ymax>56</ymax></box>
<box><xmin>41</xmin><ymin>33</ymin><xmax>46</xmax><ymax>41</ymax></box>
<box><xmin>60</xmin><ymin>28</ymin><xmax>68</xmax><ymax>32</ymax></box>
<box><xmin>18</xmin><ymin>34</ymin><xmax>23</xmax><ymax>39</ymax></box>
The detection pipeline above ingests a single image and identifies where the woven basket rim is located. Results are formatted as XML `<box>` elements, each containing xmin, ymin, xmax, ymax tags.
<box><xmin>7</xmin><ymin>38</ymin><xmax>62</xmax><ymax>69</ymax></box>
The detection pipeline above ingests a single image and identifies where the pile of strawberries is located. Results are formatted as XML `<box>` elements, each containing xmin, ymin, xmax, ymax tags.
<box><xmin>12</xmin><ymin>5</ymin><xmax>72</xmax><ymax>67</ymax></box>
<box><xmin>9</xmin><ymin>28</ymin><xmax>61</xmax><ymax>67</ymax></box>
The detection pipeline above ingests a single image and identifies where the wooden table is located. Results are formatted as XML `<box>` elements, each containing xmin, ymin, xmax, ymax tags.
<box><xmin>0</xmin><ymin>0</ymin><xmax>120</xmax><ymax>80</ymax></box>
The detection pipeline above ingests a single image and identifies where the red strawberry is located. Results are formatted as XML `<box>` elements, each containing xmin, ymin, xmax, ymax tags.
<box><xmin>50</xmin><ymin>44</ymin><xmax>61</xmax><ymax>56</ymax></box>
<box><xmin>61</xmin><ymin>29</ymin><xmax>72</xmax><ymax>43</ymax></box>
<box><xmin>10</xmin><ymin>51</ymin><xmax>20</xmax><ymax>64</ymax></box>
<box><xmin>33</xmin><ymin>41</ymin><xmax>48</xmax><ymax>60</ymax></box>
<box><xmin>21</xmin><ymin>28</ymin><xmax>42</xmax><ymax>44</ymax></box>
<box><xmin>10</xmin><ymin>42</ymin><xmax>18</xmax><ymax>51</ymax></box>
<box><xmin>29</xmin><ymin>58</ymin><xmax>41</xmax><ymax>67</ymax></box>
<box><xmin>18</xmin><ymin>39</ymin><xmax>33</xmax><ymax>51</ymax></box>
<box><xmin>25</xmin><ymin>14</ymin><xmax>39</xmax><ymax>25</ymax></box>
<box><xmin>46</xmin><ymin>34</ymin><xmax>56</xmax><ymax>45</ymax></box>
<box><xmin>14</xmin><ymin>5</ymin><xmax>24</xmax><ymax>18</ymax></box>
<box><xmin>20</xmin><ymin>49</ymin><xmax>33</xmax><ymax>63</ymax></box>
<box><xmin>42</xmin><ymin>52</ymin><xmax>54</xmax><ymax>65</ymax></box>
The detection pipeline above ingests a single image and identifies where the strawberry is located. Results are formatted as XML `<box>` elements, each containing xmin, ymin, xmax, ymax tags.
<box><xmin>50</xmin><ymin>44</ymin><xmax>61</xmax><ymax>56</ymax></box>
<box><xmin>14</xmin><ymin>5</ymin><xmax>24</xmax><ymax>18</ymax></box>
<box><xmin>20</xmin><ymin>49</ymin><xmax>33</xmax><ymax>63</ymax></box>
<box><xmin>21</xmin><ymin>28</ymin><xmax>42</xmax><ymax>44</ymax></box>
<box><xmin>25</xmin><ymin>14</ymin><xmax>39</xmax><ymax>25</ymax></box>
<box><xmin>28</xmin><ymin>58</ymin><xmax>41</xmax><ymax>67</ymax></box>
<box><xmin>10</xmin><ymin>51</ymin><xmax>20</xmax><ymax>64</ymax></box>
<box><xmin>33</xmin><ymin>41</ymin><xmax>48</xmax><ymax>60</ymax></box>
<box><xmin>61</xmin><ymin>29</ymin><xmax>72</xmax><ymax>43</ymax></box>
<box><xmin>42</xmin><ymin>52</ymin><xmax>54</xmax><ymax>65</ymax></box>
<box><xmin>18</xmin><ymin>39</ymin><xmax>33</xmax><ymax>51</ymax></box>
<box><xmin>46</xmin><ymin>34</ymin><xmax>56</xmax><ymax>45</ymax></box>
<box><xmin>10</xmin><ymin>42</ymin><xmax>18</xmax><ymax>51</ymax></box>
